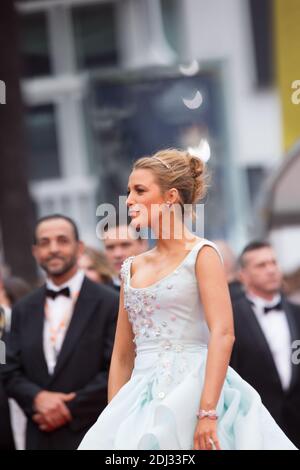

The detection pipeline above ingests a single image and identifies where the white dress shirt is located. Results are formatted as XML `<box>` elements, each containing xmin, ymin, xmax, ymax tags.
<box><xmin>112</xmin><ymin>275</ymin><xmax>121</xmax><ymax>289</ymax></box>
<box><xmin>43</xmin><ymin>269</ymin><xmax>85</xmax><ymax>375</ymax></box>
<box><xmin>2</xmin><ymin>305</ymin><xmax>12</xmax><ymax>332</ymax></box>
<box><xmin>246</xmin><ymin>292</ymin><xmax>292</xmax><ymax>390</ymax></box>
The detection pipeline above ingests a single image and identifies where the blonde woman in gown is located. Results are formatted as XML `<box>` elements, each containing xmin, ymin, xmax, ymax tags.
<box><xmin>79</xmin><ymin>149</ymin><xmax>297</xmax><ymax>450</ymax></box>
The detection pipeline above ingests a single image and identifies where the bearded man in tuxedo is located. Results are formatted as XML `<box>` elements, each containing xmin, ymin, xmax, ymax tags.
<box><xmin>2</xmin><ymin>215</ymin><xmax>118</xmax><ymax>449</ymax></box>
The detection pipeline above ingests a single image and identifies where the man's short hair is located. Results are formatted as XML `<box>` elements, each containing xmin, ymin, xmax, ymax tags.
<box><xmin>33</xmin><ymin>214</ymin><xmax>80</xmax><ymax>244</ymax></box>
<box><xmin>102</xmin><ymin>214</ymin><xmax>145</xmax><ymax>242</ymax></box>
<box><xmin>238</xmin><ymin>240</ymin><xmax>272</xmax><ymax>268</ymax></box>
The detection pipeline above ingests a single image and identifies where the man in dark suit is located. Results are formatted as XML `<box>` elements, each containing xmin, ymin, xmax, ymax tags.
<box><xmin>1</xmin><ymin>214</ymin><xmax>118</xmax><ymax>450</ymax></box>
<box><xmin>102</xmin><ymin>221</ymin><xmax>148</xmax><ymax>292</ymax></box>
<box><xmin>0</xmin><ymin>308</ymin><xmax>15</xmax><ymax>450</ymax></box>
<box><xmin>230</xmin><ymin>240</ymin><xmax>300</xmax><ymax>448</ymax></box>
<box><xmin>0</xmin><ymin>380</ymin><xmax>15</xmax><ymax>450</ymax></box>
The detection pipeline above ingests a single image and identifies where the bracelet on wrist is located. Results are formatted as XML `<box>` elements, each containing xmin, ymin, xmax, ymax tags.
<box><xmin>196</xmin><ymin>409</ymin><xmax>218</xmax><ymax>420</ymax></box>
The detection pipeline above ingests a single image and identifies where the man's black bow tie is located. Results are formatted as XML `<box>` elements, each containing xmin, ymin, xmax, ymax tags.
<box><xmin>263</xmin><ymin>301</ymin><xmax>283</xmax><ymax>314</ymax></box>
<box><xmin>249</xmin><ymin>299</ymin><xmax>283</xmax><ymax>314</ymax></box>
<box><xmin>46</xmin><ymin>286</ymin><xmax>70</xmax><ymax>300</ymax></box>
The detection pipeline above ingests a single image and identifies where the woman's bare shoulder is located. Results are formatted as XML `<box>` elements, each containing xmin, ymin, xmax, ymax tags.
<box><xmin>195</xmin><ymin>239</ymin><xmax>224</xmax><ymax>270</ymax></box>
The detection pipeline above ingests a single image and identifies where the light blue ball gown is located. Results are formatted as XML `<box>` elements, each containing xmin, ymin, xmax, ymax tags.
<box><xmin>78</xmin><ymin>239</ymin><xmax>297</xmax><ymax>450</ymax></box>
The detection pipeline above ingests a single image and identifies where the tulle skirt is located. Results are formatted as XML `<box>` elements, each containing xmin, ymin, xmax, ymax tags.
<box><xmin>78</xmin><ymin>346</ymin><xmax>297</xmax><ymax>450</ymax></box>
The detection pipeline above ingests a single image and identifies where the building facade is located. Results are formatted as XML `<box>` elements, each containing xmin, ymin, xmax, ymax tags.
<box><xmin>17</xmin><ymin>0</ymin><xmax>286</xmax><ymax>254</ymax></box>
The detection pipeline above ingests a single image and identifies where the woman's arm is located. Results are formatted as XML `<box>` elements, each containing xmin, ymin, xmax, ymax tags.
<box><xmin>194</xmin><ymin>245</ymin><xmax>235</xmax><ymax>450</ymax></box>
<box><xmin>107</xmin><ymin>282</ymin><xmax>136</xmax><ymax>403</ymax></box>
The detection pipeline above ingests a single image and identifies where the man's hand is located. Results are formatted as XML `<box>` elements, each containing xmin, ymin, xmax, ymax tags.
<box><xmin>32</xmin><ymin>413</ymin><xmax>55</xmax><ymax>432</ymax></box>
<box><xmin>33</xmin><ymin>391</ymin><xmax>76</xmax><ymax>432</ymax></box>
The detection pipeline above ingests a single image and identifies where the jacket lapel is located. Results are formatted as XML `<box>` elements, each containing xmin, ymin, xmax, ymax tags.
<box><xmin>242</xmin><ymin>297</ymin><xmax>284</xmax><ymax>391</ymax></box>
<box><xmin>49</xmin><ymin>278</ymin><xmax>100</xmax><ymax>382</ymax></box>
<box><xmin>26</xmin><ymin>286</ymin><xmax>50</xmax><ymax>384</ymax></box>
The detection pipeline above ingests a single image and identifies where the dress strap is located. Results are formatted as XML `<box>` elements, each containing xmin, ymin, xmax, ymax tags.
<box><xmin>120</xmin><ymin>256</ymin><xmax>135</xmax><ymax>284</ymax></box>
<box><xmin>190</xmin><ymin>239</ymin><xmax>224</xmax><ymax>265</ymax></box>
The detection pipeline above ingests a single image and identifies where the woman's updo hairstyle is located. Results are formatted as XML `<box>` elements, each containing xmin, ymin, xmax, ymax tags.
<box><xmin>132</xmin><ymin>148</ymin><xmax>209</xmax><ymax>221</ymax></box>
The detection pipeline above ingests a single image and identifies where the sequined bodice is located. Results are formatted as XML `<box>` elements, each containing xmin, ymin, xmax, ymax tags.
<box><xmin>120</xmin><ymin>239</ymin><xmax>222</xmax><ymax>353</ymax></box>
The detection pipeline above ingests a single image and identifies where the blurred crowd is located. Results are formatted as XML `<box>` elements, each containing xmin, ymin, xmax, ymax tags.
<box><xmin>1</xmin><ymin>214</ymin><xmax>300</xmax><ymax>449</ymax></box>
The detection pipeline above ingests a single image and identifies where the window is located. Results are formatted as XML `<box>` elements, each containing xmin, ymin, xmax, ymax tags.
<box><xmin>20</xmin><ymin>12</ymin><xmax>52</xmax><ymax>78</ymax></box>
<box><xmin>25</xmin><ymin>104</ymin><xmax>61</xmax><ymax>181</ymax></box>
<box><xmin>249</xmin><ymin>0</ymin><xmax>274</xmax><ymax>87</ymax></box>
<box><xmin>246</xmin><ymin>166</ymin><xmax>268</xmax><ymax>203</ymax></box>
<box><xmin>72</xmin><ymin>3</ymin><xmax>118</xmax><ymax>70</ymax></box>
<box><xmin>161</xmin><ymin>0</ymin><xmax>179</xmax><ymax>54</ymax></box>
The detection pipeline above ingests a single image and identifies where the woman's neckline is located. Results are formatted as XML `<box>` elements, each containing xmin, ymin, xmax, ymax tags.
<box><xmin>128</xmin><ymin>238</ymin><xmax>206</xmax><ymax>290</ymax></box>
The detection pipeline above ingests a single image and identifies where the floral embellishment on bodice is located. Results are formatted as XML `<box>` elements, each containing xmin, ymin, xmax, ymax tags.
<box><xmin>120</xmin><ymin>257</ymin><xmax>175</xmax><ymax>345</ymax></box>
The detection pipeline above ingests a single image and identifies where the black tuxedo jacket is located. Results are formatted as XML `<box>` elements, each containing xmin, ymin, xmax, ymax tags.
<box><xmin>1</xmin><ymin>277</ymin><xmax>119</xmax><ymax>450</ymax></box>
<box><xmin>230</xmin><ymin>294</ymin><xmax>300</xmax><ymax>448</ymax></box>
<box><xmin>0</xmin><ymin>354</ymin><xmax>15</xmax><ymax>450</ymax></box>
